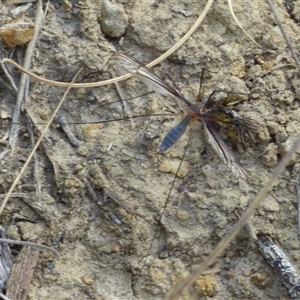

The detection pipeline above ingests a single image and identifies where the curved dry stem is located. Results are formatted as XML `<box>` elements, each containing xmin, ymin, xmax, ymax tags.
<box><xmin>1</xmin><ymin>59</ymin><xmax>132</xmax><ymax>87</ymax></box>
<box><xmin>166</xmin><ymin>135</ymin><xmax>300</xmax><ymax>300</ymax></box>
<box><xmin>0</xmin><ymin>69</ymin><xmax>83</xmax><ymax>216</ymax></box>
<box><xmin>227</xmin><ymin>0</ymin><xmax>260</xmax><ymax>47</ymax></box>
<box><xmin>0</xmin><ymin>238</ymin><xmax>59</xmax><ymax>257</ymax></box>
<box><xmin>1</xmin><ymin>0</ymin><xmax>215</xmax><ymax>88</ymax></box>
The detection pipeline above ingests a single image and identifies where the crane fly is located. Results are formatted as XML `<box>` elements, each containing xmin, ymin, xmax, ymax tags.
<box><xmin>117</xmin><ymin>53</ymin><xmax>254</xmax><ymax>180</ymax></box>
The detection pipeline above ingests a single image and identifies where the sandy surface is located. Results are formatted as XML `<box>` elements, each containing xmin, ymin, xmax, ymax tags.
<box><xmin>0</xmin><ymin>0</ymin><xmax>300</xmax><ymax>299</ymax></box>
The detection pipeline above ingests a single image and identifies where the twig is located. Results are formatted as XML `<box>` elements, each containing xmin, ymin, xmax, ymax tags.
<box><xmin>0</xmin><ymin>193</ymin><xmax>26</xmax><ymax>198</ymax></box>
<box><xmin>82</xmin><ymin>176</ymin><xmax>122</xmax><ymax>225</ymax></box>
<box><xmin>245</xmin><ymin>220</ymin><xmax>300</xmax><ymax>299</ymax></box>
<box><xmin>6</xmin><ymin>246</ymin><xmax>40</xmax><ymax>300</ymax></box>
<box><xmin>43</xmin><ymin>0</ymin><xmax>50</xmax><ymax>19</ymax></box>
<box><xmin>258</xmin><ymin>236</ymin><xmax>300</xmax><ymax>299</ymax></box>
<box><xmin>166</xmin><ymin>135</ymin><xmax>300</xmax><ymax>300</ymax></box>
<box><xmin>1</xmin><ymin>0</ymin><xmax>215</xmax><ymax>88</ymax></box>
<box><xmin>9</xmin><ymin>0</ymin><xmax>44</xmax><ymax>149</ymax></box>
<box><xmin>39</xmin><ymin>143</ymin><xmax>60</xmax><ymax>187</ymax></box>
<box><xmin>0</xmin><ymin>238</ymin><xmax>59</xmax><ymax>256</ymax></box>
<box><xmin>0</xmin><ymin>68</ymin><xmax>83</xmax><ymax>216</ymax></box>
<box><xmin>113</xmin><ymin>81</ymin><xmax>134</xmax><ymax>128</ymax></box>
<box><xmin>244</xmin><ymin>220</ymin><xmax>258</xmax><ymax>241</ymax></box>
<box><xmin>266</xmin><ymin>0</ymin><xmax>300</xmax><ymax>76</ymax></box>
<box><xmin>25</xmin><ymin>108</ymin><xmax>52</xmax><ymax>144</ymax></box>
<box><xmin>55</xmin><ymin>114</ymin><xmax>84</xmax><ymax>147</ymax></box>
<box><xmin>26</xmin><ymin>116</ymin><xmax>42</xmax><ymax>204</ymax></box>
<box><xmin>259</xmin><ymin>63</ymin><xmax>296</xmax><ymax>77</ymax></box>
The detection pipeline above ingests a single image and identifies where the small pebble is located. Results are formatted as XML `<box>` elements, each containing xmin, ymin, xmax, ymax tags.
<box><xmin>77</xmin><ymin>145</ymin><xmax>89</xmax><ymax>156</ymax></box>
<box><xmin>111</xmin><ymin>243</ymin><xmax>120</xmax><ymax>253</ymax></box>
<box><xmin>81</xmin><ymin>275</ymin><xmax>94</xmax><ymax>285</ymax></box>
<box><xmin>82</xmin><ymin>124</ymin><xmax>102</xmax><ymax>138</ymax></box>
<box><xmin>159</xmin><ymin>159</ymin><xmax>189</xmax><ymax>177</ymax></box>
<box><xmin>158</xmin><ymin>250</ymin><xmax>168</xmax><ymax>259</ymax></box>
<box><xmin>262</xmin><ymin>196</ymin><xmax>279</xmax><ymax>212</ymax></box>
<box><xmin>176</xmin><ymin>209</ymin><xmax>189</xmax><ymax>220</ymax></box>
<box><xmin>194</xmin><ymin>275</ymin><xmax>218</xmax><ymax>297</ymax></box>
<box><xmin>100</xmin><ymin>0</ymin><xmax>128</xmax><ymax>37</ymax></box>
<box><xmin>47</xmin><ymin>262</ymin><xmax>55</xmax><ymax>270</ymax></box>
<box><xmin>0</xmin><ymin>22</ymin><xmax>34</xmax><ymax>48</ymax></box>
<box><xmin>251</xmin><ymin>272</ymin><xmax>272</xmax><ymax>289</ymax></box>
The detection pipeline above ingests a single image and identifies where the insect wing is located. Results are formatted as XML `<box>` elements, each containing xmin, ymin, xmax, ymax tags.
<box><xmin>160</xmin><ymin>115</ymin><xmax>191</xmax><ymax>152</ymax></box>
<box><xmin>117</xmin><ymin>53</ymin><xmax>187</xmax><ymax>102</ymax></box>
<box><xmin>202</xmin><ymin>118</ymin><xmax>248</xmax><ymax>180</ymax></box>
<box><xmin>203</xmin><ymin>105</ymin><xmax>255</xmax><ymax>147</ymax></box>
<box><xmin>229</xmin><ymin>110</ymin><xmax>256</xmax><ymax>143</ymax></box>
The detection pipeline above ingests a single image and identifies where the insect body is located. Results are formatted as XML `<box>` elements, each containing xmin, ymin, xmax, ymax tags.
<box><xmin>117</xmin><ymin>53</ymin><xmax>254</xmax><ymax>180</ymax></box>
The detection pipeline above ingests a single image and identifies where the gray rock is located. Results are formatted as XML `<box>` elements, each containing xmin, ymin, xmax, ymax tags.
<box><xmin>100</xmin><ymin>0</ymin><xmax>128</xmax><ymax>37</ymax></box>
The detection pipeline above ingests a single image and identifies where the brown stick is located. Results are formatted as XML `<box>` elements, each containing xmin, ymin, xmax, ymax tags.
<box><xmin>6</xmin><ymin>247</ymin><xmax>40</xmax><ymax>300</ymax></box>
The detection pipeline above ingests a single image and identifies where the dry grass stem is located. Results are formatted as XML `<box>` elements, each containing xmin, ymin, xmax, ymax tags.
<box><xmin>227</xmin><ymin>0</ymin><xmax>260</xmax><ymax>47</ymax></box>
<box><xmin>0</xmin><ymin>239</ymin><xmax>59</xmax><ymax>256</ymax></box>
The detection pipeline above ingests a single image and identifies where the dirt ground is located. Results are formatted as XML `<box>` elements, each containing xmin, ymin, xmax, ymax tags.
<box><xmin>0</xmin><ymin>0</ymin><xmax>300</xmax><ymax>299</ymax></box>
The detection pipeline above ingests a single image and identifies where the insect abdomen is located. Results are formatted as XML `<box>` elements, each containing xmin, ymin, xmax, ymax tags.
<box><xmin>160</xmin><ymin>116</ymin><xmax>191</xmax><ymax>152</ymax></box>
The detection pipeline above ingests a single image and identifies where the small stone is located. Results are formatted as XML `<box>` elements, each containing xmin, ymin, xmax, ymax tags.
<box><xmin>99</xmin><ymin>244</ymin><xmax>112</xmax><ymax>254</ymax></box>
<box><xmin>262</xmin><ymin>196</ymin><xmax>279</xmax><ymax>212</ymax></box>
<box><xmin>64</xmin><ymin>176</ymin><xmax>84</xmax><ymax>189</ymax></box>
<box><xmin>262</xmin><ymin>143</ymin><xmax>278</xmax><ymax>168</ymax></box>
<box><xmin>82</xmin><ymin>124</ymin><xmax>102</xmax><ymax>138</ymax></box>
<box><xmin>158</xmin><ymin>250</ymin><xmax>168</xmax><ymax>259</ymax></box>
<box><xmin>144</xmin><ymin>123</ymin><xmax>160</xmax><ymax>139</ymax></box>
<box><xmin>36</xmin><ymin>108</ymin><xmax>49</xmax><ymax>120</ymax></box>
<box><xmin>0</xmin><ymin>22</ymin><xmax>35</xmax><ymax>48</ymax></box>
<box><xmin>64</xmin><ymin>176</ymin><xmax>84</xmax><ymax>195</ymax></box>
<box><xmin>0</xmin><ymin>104</ymin><xmax>13</xmax><ymax>119</ymax></box>
<box><xmin>6</xmin><ymin>225</ymin><xmax>20</xmax><ymax>241</ymax></box>
<box><xmin>77</xmin><ymin>145</ymin><xmax>89</xmax><ymax>156</ymax></box>
<box><xmin>100</xmin><ymin>0</ymin><xmax>128</xmax><ymax>37</ymax></box>
<box><xmin>159</xmin><ymin>159</ymin><xmax>189</xmax><ymax>177</ymax></box>
<box><xmin>251</xmin><ymin>93</ymin><xmax>260</xmax><ymax>99</ymax></box>
<box><xmin>63</xmin><ymin>0</ymin><xmax>72</xmax><ymax>11</ymax></box>
<box><xmin>251</xmin><ymin>272</ymin><xmax>272</xmax><ymax>289</ymax></box>
<box><xmin>47</xmin><ymin>262</ymin><xmax>55</xmax><ymax>270</ymax></box>
<box><xmin>81</xmin><ymin>275</ymin><xmax>94</xmax><ymax>285</ymax></box>
<box><xmin>211</xmin><ymin>212</ymin><xmax>227</xmax><ymax>229</ymax></box>
<box><xmin>194</xmin><ymin>275</ymin><xmax>218</xmax><ymax>297</ymax></box>
<box><xmin>111</xmin><ymin>243</ymin><xmax>120</xmax><ymax>253</ymax></box>
<box><xmin>176</xmin><ymin>209</ymin><xmax>189</xmax><ymax>220</ymax></box>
